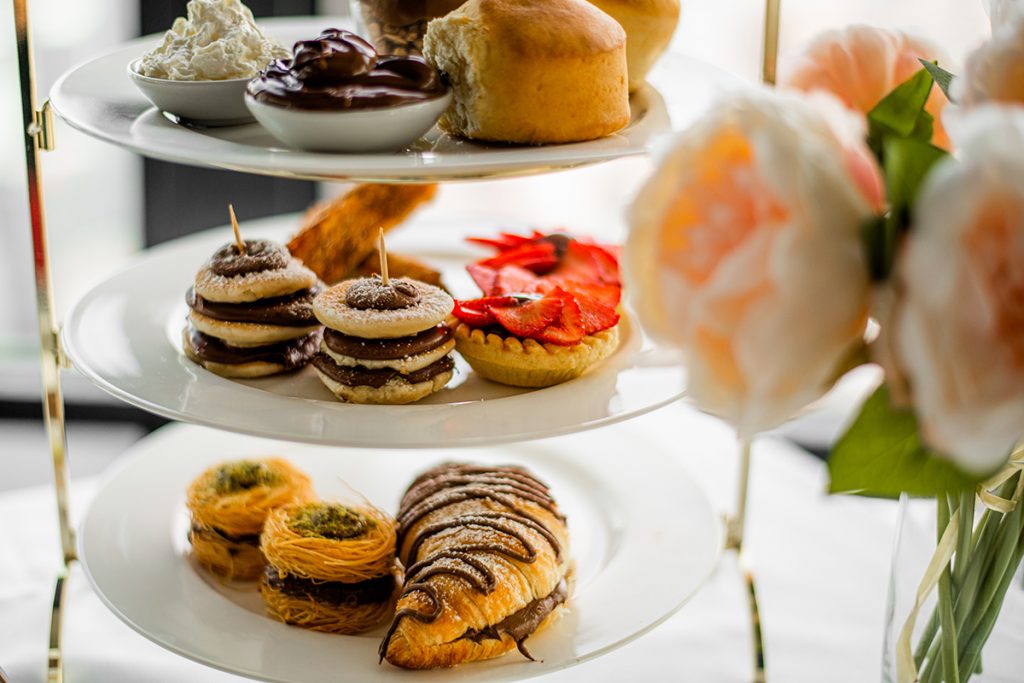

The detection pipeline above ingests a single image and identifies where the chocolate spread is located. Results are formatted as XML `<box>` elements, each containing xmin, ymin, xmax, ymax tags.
<box><xmin>190</xmin><ymin>523</ymin><xmax>260</xmax><ymax>547</ymax></box>
<box><xmin>186</xmin><ymin>327</ymin><xmax>321</xmax><ymax>369</ymax></box>
<box><xmin>323</xmin><ymin>324</ymin><xmax>451</xmax><ymax>360</ymax></box>
<box><xmin>379</xmin><ymin>464</ymin><xmax>566</xmax><ymax>662</ymax></box>
<box><xmin>312</xmin><ymin>352</ymin><xmax>453</xmax><ymax>388</ymax></box>
<box><xmin>209</xmin><ymin>239</ymin><xmax>290</xmax><ymax>277</ymax></box>
<box><xmin>246</xmin><ymin>29</ymin><xmax>447</xmax><ymax>110</ymax></box>
<box><xmin>264</xmin><ymin>565</ymin><xmax>396</xmax><ymax>606</ymax></box>
<box><xmin>187</xmin><ymin>286</ymin><xmax>321</xmax><ymax>326</ymax></box>
<box><xmin>345</xmin><ymin>277</ymin><xmax>420</xmax><ymax>310</ymax></box>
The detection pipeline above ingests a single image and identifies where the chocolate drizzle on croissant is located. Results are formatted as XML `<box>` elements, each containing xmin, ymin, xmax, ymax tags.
<box><xmin>379</xmin><ymin>463</ymin><xmax>570</xmax><ymax>666</ymax></box>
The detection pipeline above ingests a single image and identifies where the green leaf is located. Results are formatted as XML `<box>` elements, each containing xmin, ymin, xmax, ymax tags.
<box><xmin>867</xmin><ymin>68</ymin><xmax>936</xmax><ymax>157</ymax></box>
<box><xmin>918</xmin><ymin>58</ymin><xmax>957</xmax><ymax>103</ymax></box>
<box><xmin>883</xmin><ymin>137</ymin><xmax>948</xmax><ymax>213</ymax></box>
<box><xmin>828</xmin><ymin>384</ymin><xmax>984</xmax><ymax>498</ymax></box>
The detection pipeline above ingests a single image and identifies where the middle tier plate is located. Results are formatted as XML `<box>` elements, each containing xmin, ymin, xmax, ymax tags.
<box><xmin>61</xmin><ymin>215</ymin><xmax>686</xmax><ymax>448</ymax></box>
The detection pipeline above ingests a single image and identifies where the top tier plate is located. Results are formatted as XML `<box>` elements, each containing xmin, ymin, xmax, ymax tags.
<box><xmin>48</xmin><ymin>17</ymin><xmax>741</xmax><ymax>183</ymax></box>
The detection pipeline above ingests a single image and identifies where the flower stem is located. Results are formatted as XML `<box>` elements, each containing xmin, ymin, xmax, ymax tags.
<box><xmin>936</xmin><ymin>497</ymin><xmax>961</xmax><ymax>683</ymax></box>
<box><xmin>953</xmin><ymin>493</ymin><xmax>974</xmax><ymax>590</ymax></box>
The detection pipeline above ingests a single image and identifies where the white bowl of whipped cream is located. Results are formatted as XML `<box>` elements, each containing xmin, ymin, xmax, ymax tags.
<box><xmin>129</xmin><ymin>0</ymin><xmax>289</xmax><ymax>126</ymax></box>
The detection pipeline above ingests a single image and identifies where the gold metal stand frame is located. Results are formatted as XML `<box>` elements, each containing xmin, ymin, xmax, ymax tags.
<box><xmin>14</xmin><ymin>1</ymin><xmax>75</xmax><ymax>682</ymax></box>
<box><xmin>11</xmin><ymin>0</ymin><xmax>783</xmax><ymax>680</ymax></box>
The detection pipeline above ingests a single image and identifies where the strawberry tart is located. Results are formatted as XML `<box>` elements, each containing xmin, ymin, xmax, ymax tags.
<box><xmin>451</xmin><ymin>231</ymin><xmax>622</xmax><ymax>388</ymax></box>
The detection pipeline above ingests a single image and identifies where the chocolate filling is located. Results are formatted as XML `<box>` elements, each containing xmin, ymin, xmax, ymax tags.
<box><xmin>345</xmin><ymin>277</ymin><xmax>420</xmax><ymax>310</ymax></box>
<box><xmin>187</xmin><ymin>286</ymin><xmax>322</xmax><ymax>326</ymax></box>
<box><xmin>312</xmin><ymin>351</ymin><xmax>453</xmax><ymax>388</ymax></box>
<box><xmin>323</xmin><ymin>324</ymin><xmax>452</xmax><ymax>361</ymax></box>
<box><xmin>190</xmin><ymin>523</ymin><xmax>260</xmax><ymax>546</ymax></box>
<box><xmin>264</xmin><ymin>565</ymin><xmax>396</xmax><ymax>607</ymax></box>
<box><xmin>459</xmin><ymin>579</ymin><xmax>568</xmax><ymax>660</ymax></box>
<box><xmin>208</xmin><ymin>239</ymin><xmax>290</xmax><ymax>277</ymax></box>
<box><xmin>185</xmin><ymin>327</ymin><xmax>321</xmax><ymax>369</ymax></box>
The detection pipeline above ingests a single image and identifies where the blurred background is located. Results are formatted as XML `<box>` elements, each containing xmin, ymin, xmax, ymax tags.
<box><xmin>0</xmin><ymin>0</ymin><xmax>992</xmax><ymax>490</ymax></box>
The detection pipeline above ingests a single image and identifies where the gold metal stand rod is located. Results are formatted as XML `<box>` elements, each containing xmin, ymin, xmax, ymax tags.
<box><xmin>761</xmin><ymin>0</ymin><xmax>782</xmax><ymax>86</ymax></box>
<box><xmin>14</xmin><ymin>1</ymin><xmax>74</xmax><ymax>682</ymax></box>
<box><xmin>725</xmin><ymin>438</ymin><xmax>767</xmax><ymax>683</ymax></box>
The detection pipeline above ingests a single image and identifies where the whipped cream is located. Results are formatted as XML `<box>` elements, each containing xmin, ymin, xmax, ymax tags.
<box><xmin>138</xmin><ymin>0</ymin><xmax>289</xmax><ymax>81</ymax></box>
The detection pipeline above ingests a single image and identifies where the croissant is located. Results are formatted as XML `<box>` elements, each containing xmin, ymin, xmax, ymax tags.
<box><xmin>379</xmin><ymin>463</ymin><xmax>571</xmax><ymax>669</ymax></box>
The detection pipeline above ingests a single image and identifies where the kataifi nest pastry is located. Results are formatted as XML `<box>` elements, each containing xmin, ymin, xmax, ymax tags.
<box><xmin>586</xmin><ymin>0</ymin><xmax>680</xmax><ymax>92</ymax></box>
<box><xmin>183</xmin><ymin>239</ymin><xmax>323</xmax><ymax>378</ymax></box>
<box><xmin>422</xmin><ymin>0</ymin><xmax>630</xmax><ymax>144</ymax></box>
<box><xmin>311</xmin><ymin>276</ymin><xmax>456</xmax><ymax>404</ymax></box>
<box><xmin>379</xmin><ymin>463</ymin><xmax>571</xmax><ymax>668</ymax></box>
<box><xmin>260</xmin><ymin>501</ymin><xmax>400</xmax><ymax>634</ymax></box>
<box><xmin>186</xmin><ymin>458</ymin><xmax>314</xmax><ymax>581</ymax></box>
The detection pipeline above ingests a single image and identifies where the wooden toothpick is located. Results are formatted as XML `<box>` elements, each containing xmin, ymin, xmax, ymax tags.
<box><xmin>378</xmin><ymin>227</ymin><xmax>389</xmax><ymax>285</ymax></box>
<box><xmin>229</xmin><ymin>204</ymin><xmax>245</xmax><ymax>254</ymax></box>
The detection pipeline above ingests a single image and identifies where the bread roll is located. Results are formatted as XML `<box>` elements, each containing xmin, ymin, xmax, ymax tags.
<box><xmin>423</xmin><ymin>0</ymin><xmax>630</xmax><ymax>144</ymax></box>
<box><xmin>586</xmin><ymin>0</ymin><xmax>680</xmax><ymax>92</ymax></box>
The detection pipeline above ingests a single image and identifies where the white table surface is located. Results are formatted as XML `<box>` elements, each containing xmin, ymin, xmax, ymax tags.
<box><xmin>2</xmin><ymin>402</ymin><xmax>912</xmax><ymax>683</ymax></box>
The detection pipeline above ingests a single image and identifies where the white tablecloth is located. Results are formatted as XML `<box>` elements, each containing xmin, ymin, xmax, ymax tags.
<box><xmin>0</xmin><ymin>403</ymin><xmax>1019</xmax><ymax>682</ymax></box>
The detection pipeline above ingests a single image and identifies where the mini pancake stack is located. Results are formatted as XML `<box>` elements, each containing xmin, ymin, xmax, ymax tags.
<box><xmin>311</xmin><ymin>274</ymin><xmax>457</xmax><ymax>404</ymax></box>
<box><xmin>184</xmin><ymin>235</ymin><xmax>323</xmax><ymax>378</ymax></box>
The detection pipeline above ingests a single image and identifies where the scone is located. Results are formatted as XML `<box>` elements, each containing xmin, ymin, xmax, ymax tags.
<box><xmin>260</xmin><ymin>501</ymin><xmax>400</xmax><ymax>634</ymax></box>
<box><xmin>311</xmin><ymin>276</ymin><xmax>456</xmax><ymax>404</ymax></box>
<box><xmin>380</xmin><ymin>463</ymin><xmax>571</xmax><ymax>668</ymax></box>
<box><xmin>184</xmin><ymin>239</ymin><xmax>323</xmax><ymax>378</ymax></box>
<box><xmin>423</xmin><ymin>0</ymin><xmax>630</xmax><ymax>144</ymax></box>
<box><xmin>585</xmin><ymin>0</ymin><xmax>680</xmax><ymax>92</ymax></box>
<box><xmin>186</xmin><ymin>458</ymin><xmax>314</xmax><ymax>581</ymax></box>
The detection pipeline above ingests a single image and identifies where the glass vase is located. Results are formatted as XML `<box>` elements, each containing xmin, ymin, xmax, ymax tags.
<box><xmin>883</xmin><ymin>494</ymin><xmax>1024</xmax><ymax>683</ymax></box>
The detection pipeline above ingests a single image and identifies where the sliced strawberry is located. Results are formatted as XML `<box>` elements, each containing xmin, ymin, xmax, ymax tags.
<box><xmin>452</xmin><ymin>296</ymin><xmax>517</xmax><ymax>327</ymax></box>
<box><xmin>556</xmin><ymin>241</ymin><xmax>620</xmax><ymax>285</ymax></box>
<box><xmin>466</xmin><ymin>263</ymin><xmax>499</xmax><ymax>296</ymax></box>
<box><xmin>573</xmin><ymin>291</ymin><xmax>620</xmax><ymax>334</ymax></box>
<box><xmin>493</xmin><ymin>265</ymin><xmax>540</xmax><ymax>295</ymax></box>
<box><xmin>478</xmin><ymin>242</ymin><xmax>559</xmax><ymax>273</ymax></box>
<box><xmin>466</xmin><ymin>231</ymin><xmax>537</xmax><ymax>251</ymax></box>
<box><xmin>490</xmin><ymin>294</ymin><xmax>563</xmax><ymax>336</ymax></box>
<box><xmin>535</xmin><ymin>288</ymin><xmax>585</xmax><ymax>345</ymax></box>
<box><xmin>546</xmin><ymin>277</ymin><xmax>621</xmax><ymax>307</ymax></box>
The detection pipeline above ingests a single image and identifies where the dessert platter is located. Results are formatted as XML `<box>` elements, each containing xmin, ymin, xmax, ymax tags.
<box><xmin>61</xmin><ymin>208</ymin><xmax>687</xmax><ymax>447</ymax></box>
<box><xmin>48</xmin><ymin>16</ymin><xmax>741</xmax><ymax>181</ymax></box>
<box><xmin>80</xmin><ymin>424</ymin><xmax>720</xmax><ymax>682</ymax></box>
<box><xmin>18</xmin><ymin>0</ymin><xmax>734</xmax><ymax>681</ymax></box>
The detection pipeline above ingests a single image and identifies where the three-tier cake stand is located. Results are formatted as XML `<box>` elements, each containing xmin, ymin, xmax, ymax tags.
<box><xmin>13</xmin><ymin>2</ymin><xmax>781</xmax><ymax>681</ymax></box>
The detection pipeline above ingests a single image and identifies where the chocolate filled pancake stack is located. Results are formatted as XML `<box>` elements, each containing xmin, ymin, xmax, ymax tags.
<box><xmin>184</xmin><ymin>238</ymin><xmax>323</xmax><ymax>378</ymax></box>
<box><xmin>311</xmin><ymin>275</ymin><xmax>457</xmax><ymax>404</ymax></box>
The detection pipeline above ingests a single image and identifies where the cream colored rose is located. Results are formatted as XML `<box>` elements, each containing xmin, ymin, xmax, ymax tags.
<box><xmin>894</xmin><ymin>106</ymin><xmax>1024</xmax><ymax>474</ymax></box>
<box><xmin>958</xmin><ymin>9</ymin><xmax>1024</xmax><ymax>108</ymax></box>
<box><xmin>782</xmin><ymin>25</ymin><xmax>954</xmax><ymax>149</ymax></box>
<box><xmin>986</xmin><ymin>0</ymin><xmax>1024</xmax><ymax>32</ymax></box>
<box><xmin>627</xmin><ymin>91</ymin><xmax>876</xmax><ymax>436</ymax></box>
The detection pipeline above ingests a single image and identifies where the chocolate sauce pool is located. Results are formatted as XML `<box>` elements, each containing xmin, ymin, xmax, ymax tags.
<box><xmin>247</xmin><ymin>29</ymin><xmax>446</xmax><ymax>110</ymax></box>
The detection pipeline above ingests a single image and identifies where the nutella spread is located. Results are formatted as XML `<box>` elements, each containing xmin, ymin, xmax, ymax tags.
<box><xmin>323</xmin><ymin>324</ymin><xmax>451</xmax><ymax>360</ymax></box>
<box><xmin>345</xmin><ymin>277</ymin><xmax>420</xmax><ymax>310</ymax></box>
<box><xmin>246</xmin><ymin>29</ymin><xmax>447</xmax><ymax>110</ymax></box>
<box><xmin>186</xmin><ymin>327</ymin><xmax>321</xmax><ymax>368</ymax></box>
<box><xmin>264</xmin><ymin>565</ymin><xmax>395</xmax><ymax>606</ymax></box>
<box><xmin>187</xmin><ymin>286</ymin><xmax>321</xmax><ymax>326</ymax></box>
<box><xmin>312</xmin><ymin>352</ymin><xmax>453</xmax><ymax>388</ymax></box>
<box><xmin>208</xmin><ymin>239</ymin><xmax>290</xmax><ymax>277</ymax></box>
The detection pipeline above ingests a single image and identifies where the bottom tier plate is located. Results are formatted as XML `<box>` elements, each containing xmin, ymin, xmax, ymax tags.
<box><xmin>79</xmin><ymin>423</ymin><xmax>721</xmax><ymax>683</ymax></box>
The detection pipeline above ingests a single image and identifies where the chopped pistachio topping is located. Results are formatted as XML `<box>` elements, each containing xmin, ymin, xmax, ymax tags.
<box><xmin>290</xmin><ymin>502</ymin><xmax>373</xmax><ymax>540</ymax></box>
<box><xmin>212</xmin><ymin>460</ymin><xmax>279</xmax><ymax>494</ymax></box>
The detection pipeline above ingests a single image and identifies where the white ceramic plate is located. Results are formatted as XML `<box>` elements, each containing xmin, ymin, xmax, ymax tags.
<box><xmin>79</xmin><ymin>423</ymin><xmax>722</xmax><ymax>683</ymax></box>
<box><xmin>48</xmin><ymin>17</ymin><xmax>742</xmax><ymax>182</ymax></box>
<box><xmin>61</xmin><ymin>214</ymin><xmax>687</xmax><ymax>448</ymax></box>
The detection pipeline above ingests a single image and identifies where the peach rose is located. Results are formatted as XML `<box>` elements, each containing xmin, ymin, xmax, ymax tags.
<box><xmin>627</xmin><ymin>91</ymin><xmax>877</xmax><ymax>436</ymax></box>
<box><xmin>958</xmin><ymin>8</ymin><xmax>1024</xmax><ymax>108</ymax></box>
<box><xmin>894</xmin><ymin>106</ymin><xmax>1024</xmax><ymax>474</ymax></box>
<box><xmin>782</xmin><ymin>25</ymin><xmax>953</xmax><ymax>149</ymax></box>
